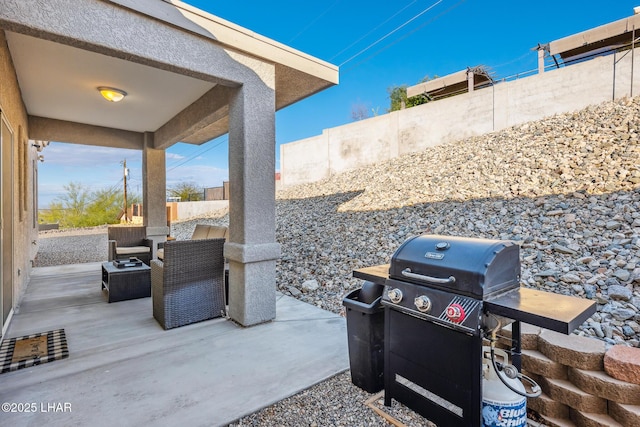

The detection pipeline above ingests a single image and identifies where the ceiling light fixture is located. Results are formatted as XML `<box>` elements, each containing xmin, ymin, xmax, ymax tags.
<box><xmin>98</xmin><ymin>86</ymin><xmax>127</xmax><ymax>102</ymax></box>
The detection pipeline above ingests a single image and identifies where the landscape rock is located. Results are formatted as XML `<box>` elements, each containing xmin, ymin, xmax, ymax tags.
<box><xmin>613</xmin><ymin>270</ymin><xmax>631</xmax><ymax>282</ymax></box>
<box><xmin>301</xmin><ymin>279</ymin><xmax>320</xmax><ymax>292</ymax></box>
<box><xmin>560</xmin><ymin>273</ymin><xmax>581</xmax><ymax>284</ymax></box>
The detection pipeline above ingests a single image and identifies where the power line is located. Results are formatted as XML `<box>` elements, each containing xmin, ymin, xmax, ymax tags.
<box><xmin>339</xmin><ymin>0</ymin><xmax>444</xmax><ymax>67</ymax></box>
<box><xmin>167</xmin><ymin>137</ymin><xmax>228</xmax><ymax>172</ymax></box>
<box><xmin>166</xmin><ymin>135</ymin><xmax>228</xmax><ymax>170</ymax></box>
<box><xmin>165</xmin><ymin>146</ymin><xmax>193</xmax><ymax>168</ymax></box>
<box><xmin>490</xmin><ymin>50</ymin><xmax>534</xmax><ymax>70</ymax></box>
<box><xmin>165</xmin><ymin>137</ymin><xmax>226</xmax><ymax>170</ymax></box>
<box><xmin>330</xmin><ymin>0</ymin><xmax>420</xmax><ymax>62</ymax></box>
<box><xmin>289</xmin><ymin>0</ymin><xmax>342</xmax><ymax>43</ymax></box>
<box><xmin>166</xmin><ymin>144</ymin><xmax>206</xmax><ymax>169</ymax></box>
<box><xmin>343</xmin><ymin>0</ymin><xmax>466</xmax><ymax>73</ymax></box>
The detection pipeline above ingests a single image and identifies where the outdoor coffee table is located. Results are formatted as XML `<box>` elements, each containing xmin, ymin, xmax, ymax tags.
<box><xmin>101</xmin><ymin>258</ymin><xmax>151</xmax><ymax>303</ymax></box>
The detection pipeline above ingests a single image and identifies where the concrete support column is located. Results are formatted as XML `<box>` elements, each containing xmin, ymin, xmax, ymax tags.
<box><xmin>225</xmin><ymin>69</ymin><xmax>280</xmax><ymax>326</ymax></box>
<box><xmin>467</xmin><ymin>69</ymin><xmax>474</xmax><ymax>93</ymax></box>
<box><xmin>142</xmin><ymin>132</ymin><xmax>168</xmax><ymax>258</ymax></box>
<box><xmin>538</xmin><ymin>48</ymin><xmax>545</xmax><ymax>74</ymax></box>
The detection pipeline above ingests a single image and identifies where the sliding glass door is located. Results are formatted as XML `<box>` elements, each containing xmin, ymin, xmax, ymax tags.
<box><xmin>1</xmin><ymin>112</ymin><xmax>14</xmax><ymax>330</ymax></box>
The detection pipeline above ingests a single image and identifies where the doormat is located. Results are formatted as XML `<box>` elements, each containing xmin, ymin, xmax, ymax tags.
<box><xmin>0</xmin><ymin>329</ymin><xmax>68</xmax><ymax>374</ymax></box>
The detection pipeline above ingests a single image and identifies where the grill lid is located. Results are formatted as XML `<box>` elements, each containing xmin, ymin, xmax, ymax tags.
<box><xmin>389</xmin><ymin>234</ymin><xmax>520</xmax><ymax>298</ymax></box>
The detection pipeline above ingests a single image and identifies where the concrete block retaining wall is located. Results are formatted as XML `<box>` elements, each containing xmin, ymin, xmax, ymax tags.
<box><xmin>280</xmin><ymin>48</ymin><xmax>640</xmax><ymax>188</ymax></box>
<box><xmin>503</xmin><ymin>324</ymin><xmax>640</xmax><ymax>426</ymax></box>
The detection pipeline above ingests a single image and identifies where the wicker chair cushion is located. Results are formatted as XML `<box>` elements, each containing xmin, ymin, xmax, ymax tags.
<box><xmin>116</xmin><ymin>246</ymin><xmax>151</xmax><ymax>255</ymax></box>
<box><xmin>158</xmin><ymin>225</ymin><xmax>228</xmax><ymax>261</ymax></box>
<box><xmin>206</xmin><ymin>226</ymin><xmax>228</xmax><ymax>239</ymax></box>
<box><xmin>191</xmin><ymin>224</ymin><xmax>211</xmax><ymax>240</ymax></box>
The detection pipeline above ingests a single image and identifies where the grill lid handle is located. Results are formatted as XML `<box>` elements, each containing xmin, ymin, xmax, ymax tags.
<box><xmin>401</xmin><ymin>268</ymin><xmax>456</xmax><ymax>285</ymax></box>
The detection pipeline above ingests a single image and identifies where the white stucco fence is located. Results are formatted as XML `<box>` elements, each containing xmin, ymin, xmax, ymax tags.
<box><xmin>280</xmin><ymin>49</ymin><xmax>640</xmax><ymax>187</ymax></box>
<box><xmin>175</xmin><ymin>200</ymin><xmax>229</xmax><ymax>220</ymax></box>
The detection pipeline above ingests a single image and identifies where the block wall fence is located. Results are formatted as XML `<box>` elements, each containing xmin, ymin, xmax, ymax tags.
<box><xmin>280</xmin><ymin>48</ymin><xmax>640</xmax><ymax>188</ymax></box>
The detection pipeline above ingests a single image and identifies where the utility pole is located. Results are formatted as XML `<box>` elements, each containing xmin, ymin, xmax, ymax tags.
<box><xmin>122</xmin><ymin>159</ymin><xmax>128</xmax><ymax>222</ymax></box>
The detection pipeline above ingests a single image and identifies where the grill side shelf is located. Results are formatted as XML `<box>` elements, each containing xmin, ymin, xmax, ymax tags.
<box><xmin>484</xmin><ymin>287</ymin><xmax>596</xmax><ymax>335</ymax></box>
<box><xmin>353</xmin><ymin>264</ymin><xmax>389</xmax><ymax>285</ymax></box>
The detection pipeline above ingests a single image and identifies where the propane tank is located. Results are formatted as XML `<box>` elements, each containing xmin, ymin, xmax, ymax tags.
<box><xmin>481</xmin><ymin>346</ymin><xmax>527</xmax><ymax>427</ymax></box>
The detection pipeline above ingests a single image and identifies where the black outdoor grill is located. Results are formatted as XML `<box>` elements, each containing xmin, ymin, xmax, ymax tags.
<box><xmin>353</xmin><ymin>234</ymin><xmax>596</xmax><ymax>427</ymax></box>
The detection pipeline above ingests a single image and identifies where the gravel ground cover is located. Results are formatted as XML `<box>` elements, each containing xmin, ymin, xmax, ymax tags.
<box><xmin>271</xmin><ymin>97</ymin><xmax>640</xmax><ymax>348</ymax></box>
<box><xmin>35</xmin><ymin>226</ymin><xmax>108</xmax><ymax>266</ymax></box>
<box><xmin>34</xmin><ymin>97</ymin><xmax>640</xmax><ymax>425</ymax></box>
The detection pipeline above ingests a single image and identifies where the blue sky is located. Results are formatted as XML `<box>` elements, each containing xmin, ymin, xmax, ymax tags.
<box><xmin>38</xmin><ymin>0</ymin><xmax>640</xmax><ymax>207</ymax></box>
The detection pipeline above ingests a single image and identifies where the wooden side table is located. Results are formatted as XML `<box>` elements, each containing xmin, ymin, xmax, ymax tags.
<box><xmin>101</xmin><ymin>259</ymin><xmax>151</xmax><ymax>303</ymax></box>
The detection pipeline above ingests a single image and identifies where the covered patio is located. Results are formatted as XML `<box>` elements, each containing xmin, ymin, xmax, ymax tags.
<box><xmin>0</xmin><ymin>262</ymin><xmax>348</xmax><ymax>425</ymax></box>
<box><xmin>0</xmin><ymin>1</ymin><xmax>346</xmax><ymax>424</ymax></box>
<box><xmin>0</xmin><ymin>0</ymin><xmax>338</xmax><ymax>329</ymax></box>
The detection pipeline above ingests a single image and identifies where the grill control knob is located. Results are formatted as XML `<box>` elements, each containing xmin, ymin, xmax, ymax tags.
<box><xmin>388</xmin><ymin>288</ymin><xmax>403</xmax><ymax>304</ymax></box>
<box><xmin>446</xmin><ymin>303</ymin><xmax>466</xmax><ymax>323</ymax></box>
<box><xmin>414</xmin><ymin>295</ymin><xmax>432</xmax><ymax>313</ymax></box>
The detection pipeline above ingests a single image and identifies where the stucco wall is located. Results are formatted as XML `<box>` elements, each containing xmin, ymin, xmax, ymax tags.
<box><xmin>174</xmin><ymin>200</ymin><xmax>229</xmax><ymax>220</ymax></box>
<box><xmin>280</xmin><ymin>49</ymin><xmax>640</xmax><ymax>187</ymax></box>
<box><xmin>0</xmin><ymin>29</ymin><xmax>38</xmax><ymax>320</ymax></box>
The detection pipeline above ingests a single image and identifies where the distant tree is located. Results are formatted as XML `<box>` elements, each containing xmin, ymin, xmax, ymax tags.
<box><xmin>351</xmin><ymin>102</ymin><xmax>370</xmax><ymax>121</ymax></box>
<box><xmin>39</xmin><ymin>182</ymin><xmax>141</xmax><ymax>228</ymax></box>
<box><xmin>39</xmin><ymin>182</ymin><xmax>90</xmax><ymax>227</ymax></box>
<box><xmin>39</xmin><ymin>201</ymin><xmax>67</xmax><ymax>227</ymax></box>
<box><xmin>387</xmin><ymin>85</ymin><xmax>409</xmax><ymax>112</ymax></box>
<box><xmin>387</xmin><ymin>85</ymin><xmax>431</xmax><ymax>112</ymax></box>
<box><xmin>387</xmin><ymin>75</ymin><xmax>437</xmax><ymax>112</ymax></box>
<box><xmin>86</xmin><ymin>188</ymin><xmax>127</xmax><ymax>225</ymax></box>
<box><xmin>168</xmin><ymin>181</ymin><xmax>203</xmax><ymax>201</ymax></box>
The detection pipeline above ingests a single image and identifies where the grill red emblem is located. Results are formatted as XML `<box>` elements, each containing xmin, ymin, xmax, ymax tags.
<box><xmin>446</xmin><ymin>303</ymin><xmax>466</xmax><ymax>323</ymax></box>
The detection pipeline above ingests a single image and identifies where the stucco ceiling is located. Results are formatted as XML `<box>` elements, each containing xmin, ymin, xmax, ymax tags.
<box><xmin>6</xmin><ymin>31</ymin><xmax>216</xmax><ymax>134</ymax></box>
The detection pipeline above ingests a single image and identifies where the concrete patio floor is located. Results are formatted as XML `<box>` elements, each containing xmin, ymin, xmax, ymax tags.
<box><xmin>0</xmin><ymin>262</ymin><xmax>349</xmax><ymax>426</ymax></box>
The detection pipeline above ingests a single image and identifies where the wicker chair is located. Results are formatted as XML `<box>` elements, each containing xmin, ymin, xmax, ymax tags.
<box><xmin>151</xmin><ymin>238</ymin><xmax>226</xmax><ymax>330</ymax></box>
<box><xmin>107</xmin><ymin>226</ymin><xmax>153</xmax><ymax>265</ymax></box>
<box><xmin>107</xmin><ymin>226</ymin><xmax>152</xmax><ymax>265</ymax></box>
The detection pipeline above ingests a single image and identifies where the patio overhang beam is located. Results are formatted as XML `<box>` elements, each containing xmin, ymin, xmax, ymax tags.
<box><xmin>155</xmin><ymin>63</ymin><xmax>338</xmax><ymax>149</ymax></box>
<box><xmin>153</xmin><ymin>85</ymin><xmax>232</xmax><ymax>149</ymax></box>
<box><xmin>28</xmin><ymin>116</ymin><xmax>144</xmax><ymax>149</ymax></box>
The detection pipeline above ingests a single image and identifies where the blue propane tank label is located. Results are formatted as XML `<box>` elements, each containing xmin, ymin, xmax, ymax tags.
<box><xmin>481</xmin><ymin>398</ymin><xmax>527</xmax><ymax>427</ymax></box>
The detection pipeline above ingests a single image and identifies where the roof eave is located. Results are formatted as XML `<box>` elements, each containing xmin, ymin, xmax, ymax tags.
<box><xmin>110</xmin><ymin>0</ymin><xmax>339</xmax><ymax>98</ymax></box>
